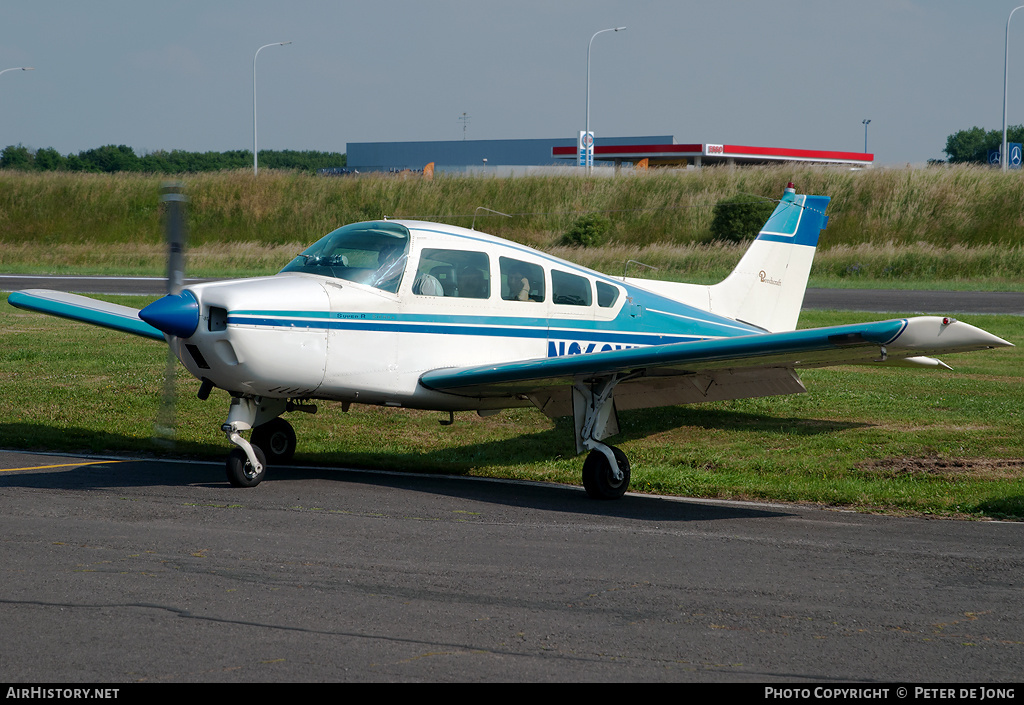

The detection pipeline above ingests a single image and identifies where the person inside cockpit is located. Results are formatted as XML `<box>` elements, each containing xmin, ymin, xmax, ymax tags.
<box><xmin>457</xmin><ymin>265</ymin><xmax>487</xmax><ymax>298</ymax></box>
<box><xmin>507</xmin><ymin>270</ymin><xmax>530</xmax><ymax>301</ymax></box>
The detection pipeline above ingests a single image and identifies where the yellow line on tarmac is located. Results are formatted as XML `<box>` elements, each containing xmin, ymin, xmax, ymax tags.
<box><xmin>0</xmin><ymin>460</ymin><xmax>123</xmax><ymax>473</ymax></box>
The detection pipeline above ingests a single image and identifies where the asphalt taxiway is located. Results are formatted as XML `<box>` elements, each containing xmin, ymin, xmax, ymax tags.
<box><xmin>1</xmin><ymin>449</ymin><xmax>1021</xmax><ymax>682</ymax></box>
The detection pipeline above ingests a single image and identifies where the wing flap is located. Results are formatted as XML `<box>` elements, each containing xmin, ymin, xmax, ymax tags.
<box><xmin>7</xmin><ymin>289</ymin><xmax>165</xmax><ymax>341</ymax></box>
<box><xmin>525</xmin><ymin>367</ymin><xmax>808</xmax><ymax>419</ymax></box>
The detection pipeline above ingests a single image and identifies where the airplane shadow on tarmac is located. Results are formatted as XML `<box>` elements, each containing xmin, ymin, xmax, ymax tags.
<box><xmin>0</xmin><ymin>453</ymin><xmax>798</xmax><ymax>523</ymax></box>
<box><xmin>0</xmin><ymin>407</ymin><xmax>870</xmax><ymax>522</ymax></box>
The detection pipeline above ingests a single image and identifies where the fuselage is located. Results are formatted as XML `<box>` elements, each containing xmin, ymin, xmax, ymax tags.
<box><xmin>164</xmin><ymin>220</ymin><xmax>761</xmax><ymax>411</ymax></box>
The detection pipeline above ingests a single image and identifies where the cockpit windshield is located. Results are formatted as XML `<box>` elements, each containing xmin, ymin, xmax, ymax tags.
<box><xmin>280</xmin><ymin>221</ymin><xmax>411</xmax><ymax>293</ymax></box>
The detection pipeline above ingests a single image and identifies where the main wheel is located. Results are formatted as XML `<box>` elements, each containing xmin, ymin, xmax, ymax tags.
<box><xmin>251</xmin><ymin>418</ymin><xmax>296</xmax><ymax>464</ymax></box>
<box><xmin>226</xmin><ymin>445</ymin><xmax>267</xmax><ymax>488</ymax></box>
<box><xmin>581</xmin><ymin>446</ymin><xmax>631</xmax><ymax>500</ymax></box>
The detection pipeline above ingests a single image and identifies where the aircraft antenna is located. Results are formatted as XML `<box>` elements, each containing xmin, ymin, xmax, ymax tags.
<box><xmin>471</xmin><ymin>206</ymin><xmax>512</xmax><ymax>230</ymax></box>
<box><xmin>623</xmin><ymin>259</ymin><xmax>658</xmax><ymax>280</ymax></box>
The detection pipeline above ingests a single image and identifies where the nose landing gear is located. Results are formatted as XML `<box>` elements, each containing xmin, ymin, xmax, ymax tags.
<box><xmin>220</xmin><ymin>396</ymin><xmax>300</xmax><ymax>487</ymax></box>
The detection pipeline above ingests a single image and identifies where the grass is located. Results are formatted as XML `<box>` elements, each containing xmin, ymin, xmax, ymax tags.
<box><xmin>0</xmin><ymin>162</ymin><xmax>1019</xmax><ymax>250</ymax></box>
<box><xmin>3</xmin><ymin>166</ymin><xmax>1024</xmax><ymax>289</ymax></box>
<box><xmin>2</xmin><ymin>294</ymin><xmax>1021</xmax><ymax>519</ymax></box>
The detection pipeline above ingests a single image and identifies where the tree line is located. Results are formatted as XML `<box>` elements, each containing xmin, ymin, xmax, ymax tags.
<box><xmin>0</xmin><ymin>144</ymin><xmax>346</xmax><ymax>174</ymax></box>
<box><xmin>943</xmin><ymin>125</ymin><xmax>1024</xmax><ymax>164</ymax></box>
<box><xmin>9</xmin><ymin>131</ymin><xmax>1022</xmax><ymax>170</ymax></box>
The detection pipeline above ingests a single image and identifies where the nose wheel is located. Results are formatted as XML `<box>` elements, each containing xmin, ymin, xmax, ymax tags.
<box><xmin>226</xmin><ymin>445</ymin><xmax>267</xmax><ymax>488</ymax></box>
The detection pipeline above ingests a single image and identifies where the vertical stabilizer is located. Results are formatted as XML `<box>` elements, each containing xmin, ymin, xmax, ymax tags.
<box><xmin>623</xmin><ymin>184</ymin><xmax>829</xmax><ymax>332</ymax></box>
<box><xmin>707</xmin><ymin>184</ymin><xmax>829</xmax><ymax>331</ymax></box>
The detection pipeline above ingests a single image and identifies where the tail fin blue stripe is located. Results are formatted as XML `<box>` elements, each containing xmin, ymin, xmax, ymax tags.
<box><xmin>756</xmin><ymin>194</ymin><xmax>829</xmax><ymax>247</ymax></box>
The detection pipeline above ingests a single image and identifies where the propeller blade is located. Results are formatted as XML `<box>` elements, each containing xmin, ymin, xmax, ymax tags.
<box><xmin>154</xmin><ymin>182</ymin><xmax>188</xmax><ymax>447</ymax></box>
<box><xmin>163</xmin><ymin>182</ymin><xmax>187</xmax><ymax>295</ymax></box>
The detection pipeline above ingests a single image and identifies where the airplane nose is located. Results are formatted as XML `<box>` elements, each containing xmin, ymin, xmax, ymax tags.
<box><xmin>139</xmin><ymin>290</ymin><xmax>200</xmax><ymax>338</ymax></box>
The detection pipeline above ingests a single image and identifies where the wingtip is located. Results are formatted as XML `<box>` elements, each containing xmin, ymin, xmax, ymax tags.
<box><xmin>892</xmin><ymin>317</ymin><xmax>1013</xmax><ymax>353</ymax></box>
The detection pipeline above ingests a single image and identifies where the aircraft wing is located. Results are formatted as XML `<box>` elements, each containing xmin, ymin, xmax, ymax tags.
<box><xmin>7</xmin><ymin>289</ymin><xmax>165</xmax><ymax>341</ymax></box>
<box><xmin>419</xmin><ymin>316</ymin><xmax>1012</xmax><ymax>415</ymax></box>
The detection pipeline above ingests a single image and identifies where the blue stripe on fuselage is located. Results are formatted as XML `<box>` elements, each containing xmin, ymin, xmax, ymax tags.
<box><xmin>225</xmin><ymin>313</ymin><xmax>709</xmax><ymax>347</ymax></box>
<box><xmin>229</xmin><ymin>284</ymin><xmax>762</xmax><ymax>339</ymax></box>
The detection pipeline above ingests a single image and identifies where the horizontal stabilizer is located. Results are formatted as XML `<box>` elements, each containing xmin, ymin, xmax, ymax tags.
<box><xmin>7</xmin><ymin>289</ymin><xmax>165</xmax><ymax>341</ymax></box>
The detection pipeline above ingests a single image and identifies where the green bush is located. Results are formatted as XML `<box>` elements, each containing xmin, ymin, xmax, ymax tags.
<box><xmin>561</xmin><ymin>213</ymin><xmax>610</xmax><ymax>247</ymax></box>
<box><xmin>709</xmin><ymin>193</ymin><xmax>776</xmax><ymax>242</ymax></box>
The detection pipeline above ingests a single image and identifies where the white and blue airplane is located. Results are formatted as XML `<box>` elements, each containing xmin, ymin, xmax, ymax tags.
<box><xmin>8</xmin><ymin>183</ymin><xmax>1012</xmax><ymax>498</ymax></box>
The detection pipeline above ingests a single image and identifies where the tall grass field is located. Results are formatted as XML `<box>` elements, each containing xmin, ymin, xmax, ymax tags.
<box><xmin>1</xmin><ymin>165</ymin><xmax>1023</xmax><ymax>288</ymax></box>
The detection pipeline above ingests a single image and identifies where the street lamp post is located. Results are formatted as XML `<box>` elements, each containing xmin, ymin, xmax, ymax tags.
<box><xmin>585</xmin><ymin>26</ymin><xmax>625</xmax><ymax>175</ymax></box>
<box><xmin>1004</xmin><ymin>6</ymin><xmax>1024</xmax><ymax>171</ymax></box>
<box><xmin>862</xmin><ymin>119</ymin><xmax>871</xmax><ymax>153</ymax></box>
<box><xmin>253</xmin><ymin>42</ymin><xmax>291</xmax><ymax>175</ymax></box>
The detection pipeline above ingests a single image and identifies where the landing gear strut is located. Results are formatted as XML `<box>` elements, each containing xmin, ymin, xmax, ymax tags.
<box><xmin>573</xmin><ymin>376</ymin><xmax>634</xmax><ymax>500</ymax></box>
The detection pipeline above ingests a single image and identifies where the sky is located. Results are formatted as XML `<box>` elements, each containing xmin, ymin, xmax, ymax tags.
<box><xmin>1</xmin><ymin>1</ymin><xmax>1021</xmax><ymax>166</ymax></box>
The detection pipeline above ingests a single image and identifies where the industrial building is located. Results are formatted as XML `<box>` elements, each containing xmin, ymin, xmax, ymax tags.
<box><xmin>345</xmin><ymin>135</ymin><xmax>873</xmax><ymax>174</ymax></box>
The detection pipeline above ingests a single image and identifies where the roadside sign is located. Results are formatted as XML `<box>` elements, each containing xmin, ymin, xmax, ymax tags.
<box><xmin>578</xmin><ymin>131</ymin><xmax>594</xmax><ymax>167</ymax></box>
<box><xmin>987</xmin><ymin>145</ymin><xmax>1022</xmax><ymax>168</ymax></box>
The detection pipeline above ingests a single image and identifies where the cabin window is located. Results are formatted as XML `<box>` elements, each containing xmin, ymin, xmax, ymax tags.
<box><xmin>413</xmin><ymin>249</ymin><xmax>490</xmax><ymax>299</ymax></box>
<box><xmin>596</xmin><ymin>281</ymin><xmax>620</xmax><ymax>308</ymax></box>
<box><xmin>279</xmin><ymin>221</ymin><xmax>410</xmax><ymax>293</ymax></box>
<box><xmin>551</xmin><ymin>269</ymin><xmax>592</xmax><ymax>307</ymax></box>
<box><xmin>499</xmin><ymin>257</ymin><xmax>544</xmax><ymax>302</ymax></box>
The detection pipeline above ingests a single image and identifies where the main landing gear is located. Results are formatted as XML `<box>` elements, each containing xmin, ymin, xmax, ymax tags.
<box><xmin>582</xmin><ymin>445</ymin><xmax>630</xmax><ymax>500</ymax></box>
<box><xmin>220</xmin><ymin>396</ymin><xmax>308</xmax><ymax>487</ymax></box>
<box><xmin>574</xmin><ymin>376</ymin><xmax>633</xmax><ymax>500</ymax></box>
<box><xmin>251</xmin><ymin>417</ymin><xmax>297</xmax><ymax>464</ymax></box>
